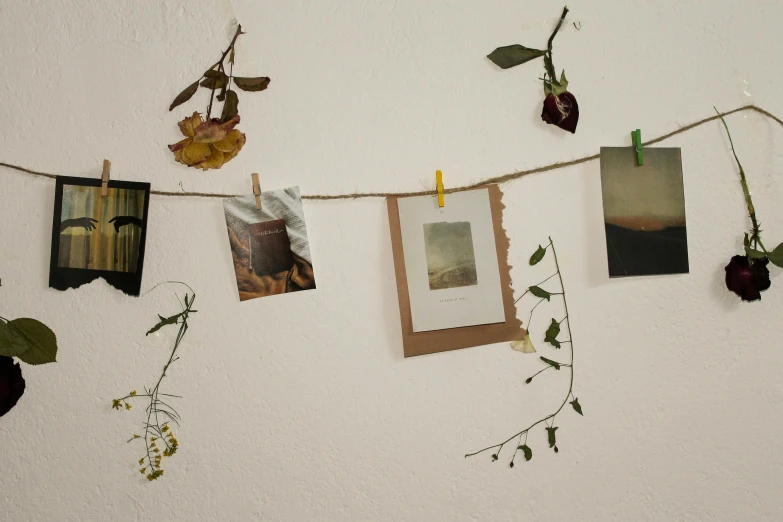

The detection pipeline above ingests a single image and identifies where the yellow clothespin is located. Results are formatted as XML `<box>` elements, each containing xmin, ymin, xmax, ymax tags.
<box><xmin>101</xmin><ymin>159</ymin><xmax>111</xmax><ymax>197</ymax></box>
<box><xmin>251</xmin><ymin>173</ymin><xmax>262</xmax><ymax>210</ymax></box>
<box><xmin>436</xmin><ymin>170</ymin><xmax>444</xmax><ymax>208</ymax></box>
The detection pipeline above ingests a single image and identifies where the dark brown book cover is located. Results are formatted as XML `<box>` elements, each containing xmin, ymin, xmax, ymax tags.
<box><xmin>248</xmin><ymin>219</ymin><xmax>294</xmax><ymax>276</ymax></box>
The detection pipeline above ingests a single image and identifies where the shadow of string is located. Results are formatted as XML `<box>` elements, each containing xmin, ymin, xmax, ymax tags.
<box><xmin>2</xmin><ymin>105</ymin><xmax>781</xmax><ymax>201</ymax></box>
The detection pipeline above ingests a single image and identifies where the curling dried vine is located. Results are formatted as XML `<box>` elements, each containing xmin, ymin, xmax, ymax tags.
<box><xmin>465</xmin><ymin>237</ymin><xmax>583</xmax><ymax>467</ymax></box>
<box><xmin>112</xmin><ymin>284</ymin><xmax>196</xmax><ymax>481</ymax></box>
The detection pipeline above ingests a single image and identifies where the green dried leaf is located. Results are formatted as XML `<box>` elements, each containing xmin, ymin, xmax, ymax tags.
<box><xmin>546</xmin><ymin>426</ymin><xmax>558</xmax><ymax>448</ymax></box>
<box><xmin>146</xmin><ymin>313</ymin><xmax>182</xmax><ymax>336</ymax></box>
<box><xmin>168</xmin><ymin>80</ymin><xmax>199</xmax><ymax>112</ymax></box>
<box><xmin>518</xmin><ymin>444</ymin><xmax>532</xmax><ymax>461</ymax></box>
<box><xmin>743</xmin><ymin>233</ymin><xmax>751</xmax><ymax>248</ymax></box>
<box><xmin>9</xmin><ymin>318</ymin><xmax>57</xmax><ymax>365</ymax></box>
<box><xmin>570</xmin><ymin>398</ymin><xmax>583</xmax><ymax>416</ymax></box>
<box><xmin>529</xmin><ymin>245</ymin><xmax>546</xmax><ymax>265</ymax></box>
<box><xmin>544</xmin><ymin>318</ymin><xmax>561</xmax><ymax>348</ymax></box>
<box><xmin>529</xmin><ymin>286</ymin><xmax>552</xmax><ymax>301</ymax></box>
<box><xmin>233</xmin><ymin>76</ymin><xmax>271</xmax><ymax>92</ymax></box>
<box><xmin>0</xmin><ymin>321</ymin><xmax>28</xmax><ymax>358</ymax></box>
<box><xmin>767</xmin><ymin>242</ymin><xmax>783</xmax><ymax>268</ymax></box>
<box><xmin>540</xmin><ymin>356</ymin><xmax>561</xmax><ymax>370</ymax></box>
<box><xmin>220</xmin><ymin>90</ymin><xmax>239</xmax><ymax>123</ymax></box>
<box><xmin>200</xmin><ymin>72</ymin><xmax>228</xmax><ymax>90</ymax></box>
<box><xmin>487</xmin><ymin>44</ymin><xmax>547</xmax><ymax>69</ymax></box>
<box><xmin>747</xmin><ymin>248</ymin><xmax>767</xmax><ymax>260</ymax></box>
<box><xmin>543</xmin><ymin>53</ymin><xmax>556</xmax><ymax>82</ymax></box>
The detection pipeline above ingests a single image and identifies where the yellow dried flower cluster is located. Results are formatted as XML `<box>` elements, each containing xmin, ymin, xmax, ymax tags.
<box><xmin>138</xmin><ymin>425</ymin><xmax>179</xmax><ymax>481</ymax></box>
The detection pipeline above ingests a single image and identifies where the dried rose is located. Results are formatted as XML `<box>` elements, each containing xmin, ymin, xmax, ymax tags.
<box><xmin>0</xmin><ymin>356</ymin><xmax>25</xmax><ymax>418</ymax></box>
<box><xmin>168</xmin><ymin>112</ymin><xmax>246</xmax><ymax>170</ymax></box>
<box><xmin>541</xmin><ymin>91</ymin><xmax>579</xmax><ymax>134</ymax></box>
<box><xmin>725</xmin><ymin>255</ymin><xmax>771</xmax><ymax>302</ymax></box>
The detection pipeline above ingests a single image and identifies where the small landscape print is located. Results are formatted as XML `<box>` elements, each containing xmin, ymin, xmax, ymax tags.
<box><xmin>49</xmin><ymin>176</ymin><xmax>150</xmax><ymax>296</ymax></box>
<box><xmin>423</xmin><ymin>221</ymin><xmax>478</xmax><ymax>290</ymax></box>
<box><xmin>600</xmin><ymin>147</ymin><xmax>689</xmax><ymax>277</ymax></box>
<box><xmin>223</xmin><ymin>187</ymin><xmax>316</xmax><ymax>302</ymax></box>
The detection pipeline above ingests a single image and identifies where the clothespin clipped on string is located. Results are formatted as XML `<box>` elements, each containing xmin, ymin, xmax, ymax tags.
<box><xmin>251</xmin><ymin>173</ymin><xmax>262</xmax><ymax>210</ymax></box>
<box><xmin>631</xmin><ymin>129</ymin><xmax>643</xmax><ymax>166</ymax></box>
<box><xmin>435</xmin><ymin>170</ymin><xmax>445</xmax><ymax>208</ymax></box>
<box><xmin>101</xmin><ymin>159</ymin><xmax>111</xmax><ymax>196</ymax></box>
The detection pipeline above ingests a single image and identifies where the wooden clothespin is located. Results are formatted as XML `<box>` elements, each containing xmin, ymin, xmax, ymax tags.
<box><xmin>251</xmin><ymin>173</ymin><xmax>262</xmax><ymax>210</ymax></box>
<box><xmin>631</xmin><ymin>129</ymin><xmax>643</xmax><ymax>166</ymax></box>
<box><xmin>101</xmin><ymin>159</ymin><xmax>111</xmax><ymax>196</ymax></box>
<box><xmin>435</xmin><ymin>170</ymin><xmax>445</xmax><ymax>208</ymax></box>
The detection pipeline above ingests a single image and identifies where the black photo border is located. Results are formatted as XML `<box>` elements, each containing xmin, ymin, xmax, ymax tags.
<box><xmin>49</xmin><ymin>176</ymin><xmax>151</xmax><ymax>296</ymax></box>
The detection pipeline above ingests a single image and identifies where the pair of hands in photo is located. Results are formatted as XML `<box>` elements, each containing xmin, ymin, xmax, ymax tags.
<box><xmin>60</xmin><ymin>216</ymin><xmax>142</xmax><ymax>233</ymax></box>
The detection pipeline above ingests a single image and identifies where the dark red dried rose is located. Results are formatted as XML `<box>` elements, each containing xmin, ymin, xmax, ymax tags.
<box><xmin>541</xmin><ymin>92</ymin><xmax>579</xmax><ymax>133</ymax></box>
<box><xmin>725</xmin><ymin>255</ymin><xmax>771</xmax><ymax>302</ymax></box>
<box><xmin>0</xmin><ymin>356</ymin><xmax>25</xmax><ymax>418</ymax></box>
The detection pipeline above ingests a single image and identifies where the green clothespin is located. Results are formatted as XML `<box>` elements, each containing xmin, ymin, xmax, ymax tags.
<box><xmin>631</xmin><ymin>129</ymin><xmax>643</xmax><ymax>166</ymax></box>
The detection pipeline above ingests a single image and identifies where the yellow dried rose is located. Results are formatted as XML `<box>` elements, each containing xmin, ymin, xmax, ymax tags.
<box><xmin>168</xmin><ymin>112</ymin><xmax>246</xmax><ymax>170</ymax></box>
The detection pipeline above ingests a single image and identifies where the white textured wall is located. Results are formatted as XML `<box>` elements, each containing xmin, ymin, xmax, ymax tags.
<box><xmin>1</xmin><ymin>1</ymin><xmax>783</xmax><ymax>520</ymax></box>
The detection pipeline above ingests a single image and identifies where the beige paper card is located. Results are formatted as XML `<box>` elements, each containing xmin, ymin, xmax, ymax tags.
<box><xmin>387</xmin><ymin>184</ymin><xmax>524</xmax><ymax>357</ymax></box>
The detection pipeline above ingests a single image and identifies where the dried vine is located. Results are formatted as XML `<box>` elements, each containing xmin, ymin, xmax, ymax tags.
<box><xmin>112</xmin><ymin>283</ymin><xmax>197</xmax><ymax>481</ymax></box>
<box><xmin>465</xmin><ymin>237</ymin><xmax>582</xmax><ymax>467</ymax></box>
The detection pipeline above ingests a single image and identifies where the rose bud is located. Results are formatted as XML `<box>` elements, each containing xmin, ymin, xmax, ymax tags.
<box><xmin>541</xmin><ymin>91</ymin><xmax>579</xmax><ymax>134</ymax></box>
<box><xmin>0</xmin><ymin>356</ymin><xmax>25</xmax><ymax>418</ymax></box>
<box><xmin>725</xmin><ymin>255</ymin><xmax>771</xmax><ymax>302</ymax></box>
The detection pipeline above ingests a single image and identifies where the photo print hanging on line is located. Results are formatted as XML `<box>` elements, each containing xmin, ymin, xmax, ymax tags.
<box><xmin>223</xmin><ymin>186</ymin><xmax>316</xmax><ymax>301</ymax></box>
<box><xmin>48</xmin><ymin>176</ymin><xmax>151</xmax><ymax>295</ymax></box>
<box><xmin>387</xmin><ymin>185</ymin><xmax>523</xmax><ymax>357</ymax></box>
<box><xmin>599</xmin><ymin>147</ymin><xmax>689</xmax><ymax>277</ymax></box>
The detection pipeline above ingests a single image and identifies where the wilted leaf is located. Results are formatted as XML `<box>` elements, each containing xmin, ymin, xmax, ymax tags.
<box><xmin>543</xmin><ymin>53</ymin><xmax>556</xmax><ymax>81</ymax></box>
<box><xmin>146</xmin><ymin>313</ymin><xmax>182</xmax><ymax>336</ymax></box>
<box><xmin>559</xmin><ymin>70</ymin><xmax>568</xmax><ymax>90</ymax></box>
<box><xmin>767</xmin><ymin>242</ymin><xmax>783</xmax><ymax>268</ymax></box>
<box><xmin>747</xmin><ymin>248</ymin><xmax>767</xmax><ymax>260</ymax></box>
<box><xmin>529</xmin><ymin>286</ymin><xmax>552</xmax><ymax>301</ymax></box>
<box><xmin>220</xmin><ymin>90</ymin><xmax>239</xmax><ymax>123</ymax></box>
<box><xmin>570</xmin><ymin>398</ymin><xmax>583</xmax><ymax>416</ymax></box>
<box><xmin>540</xmin><ymin>356</ymin><xmax>561</xmax><ymax>370</ymax></box>
<box><xmin>233</xmin><ymin>76</ymin><xmax>271</xmax><ymax>92</ymax></box>
<box><xmin>200</xmin><ymin>71</ymin><xmax>228</xmax><ymax>90</ymax></box>
<box><xmin>169</xmin><ymin>81</ymin><xmax>199</xmax><ymax>112</ymax></box>
<box><xmin>487</xmin><ymin>45</ymin><xmax>546</xmax><ymax>69</ymax></box>
<box><xmin>529</xmin><ymin>245</ymin><xmax>546</xmax><ymax>265</ymax></box>
<box><xmin>518</xmin><ymin>444</ymin><xmax>532</xmax><ymax>461</ymax></box>
<box><xmin>546</xmin><ymin>426</ymin><xmax>558</xmax><ymax>448</ymax></box>
<box><xmin>0</xmin><ymin>321</ymin><xmax>28</xmax><ymax>358</ymax></box>
<box><xmin>544</xmin><ymin>318</ymin><xmax>561</xmax><ymax>348</ymax></box>
<box><xmin>9</xmin><ymin>318</ymin><xmax>57</xmax><ymax>365</ymax></box>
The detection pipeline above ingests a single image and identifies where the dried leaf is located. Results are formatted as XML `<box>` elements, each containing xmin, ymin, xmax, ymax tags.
<box><xmin>8</xmin><ymin>318</ymin><xmax>57</xmax><ymax>365</ymax></box>
<box><xmin>233</xmin><ymin>77</ymin><xmax>271</xmax><ymax>92</ymax></box>
<box><xmin>546</xmin><ymin>426</ymin><xmax>558</xmax><ymax>448</ymax></box>
<box><xmin>146</xmin><ymin>313</ymin><xmax>182</xmax><ymax>336</ymax></box>
<box><xmin>529</xmin><ymin>286</ymin><xmax>552</xmax><ymax>301</ymax></box>
<box><xmin>570</xmin><ymin>398</ymin><xmax>583</xmax><ymax>416</ymax></box>
<box><xmin>220</xmin><ymin>90</ymin><xmax>239</xmax><ymax>123</ymax></box>
<box><xmin>169</xmin><ymin>81</ymin><xmax>199</xmax><ymax>112</ymax></box>
<box><xmin>487</xmin><ymin>45</ymin><xmax>546</xmax><ymax>69</ymax></box>
<box><xmin>518</xmin><ymin>444</ymin><xmax>532</xmax><ymax>461</ymax></box>
<box><xmin>0</xmin><ymin>321</ymin><xmax>28</xmax><ymax>358</ymax></box>
<box><xmin>529</xmin><ymin>245</ymin><xmax>546</xmax><ymax>265</ymax></box>
<box><xmin>539</xmin><ymin>356</ymin><xmax>561</xmax><ymax>370</ymax></box>
<box><xmin>768</xmin><ymin>242</ymin><xmax>783</xmax><ymax>268</ymax></box>
<box><xmin>200</xmin><ymin>72</ymin><xmax>228</xmax><ymax>90</ymax></box>
<box><xmin>544</xmin><ymin>318</ymin><xmax>561</xmax><ymax>348</ymax></box>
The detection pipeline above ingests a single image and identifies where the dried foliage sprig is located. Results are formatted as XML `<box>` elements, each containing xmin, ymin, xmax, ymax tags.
<box><xmin>112</xmin><ymin>285</ymin><xmax>196</xmax><ymax>481</ymax></box>
<box><xmin>168</xmin><ymin>25</ymin><xmax>271</xmax><ymax>170</ymax></box>
<box><xmin>487</xmin><ymin>6</ymin><xmax>578</xmax><ymax>133</ymax></box>
<box><xmin>0</xmin><ymin>302</ymin><xmax>58</xmax><ymax>418</ymax></box>
<box><xmin>465</xmin><ymin>238</ymin><xmax>582</xmax><ymax>467</ymax></box>
<box><xmin>716</xmin><ymin>108</ymin><xmax>783</xmax><ymax>301</ymax></box>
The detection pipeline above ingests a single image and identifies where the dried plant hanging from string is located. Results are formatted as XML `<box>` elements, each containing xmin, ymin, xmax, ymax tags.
<box><xmin>112</xmin><ymin>283</ymin><xmax>196</xmax><ymax>481</ymax></box>
<box><xmin>716</xmin><ymin>108</ymin><xmax>783</xmax><ymax>302</ymax></box>
<box><xmin>465</xmin><ymin>238</ymin><xmax>583</xmax><ymax>467</ymax></box>
<box><xmin>168</xmin><ymin>25</ymin><xmax>271</xmax><ymax>171</ymax></box>
<box><xmin>487</xmin><ymin>6</ymin><xmax>578</xmax><ymax>134</ymax></box>
<box><xmin>0</xmin><ymin>303</ymin><xmax>58</xmax><ymax>418</ymax></box>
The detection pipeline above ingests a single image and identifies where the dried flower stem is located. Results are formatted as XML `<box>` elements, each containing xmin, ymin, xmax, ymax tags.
<box><xmin>206</xmin><ymin>25</ymin><xmax>243</xmax><ymax>119</ymax></box>
<box><xmin>113</xmin><ymin>285</ymin><xmax>196</xmax><ymax>481</ymax></box>
<box><xmin>465</xmin><ymin>237</ymin><xmax>578</xmax><ymax>464</ymax></box>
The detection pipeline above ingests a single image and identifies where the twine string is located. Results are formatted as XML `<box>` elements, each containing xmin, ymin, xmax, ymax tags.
<box><xmin>1</xmin><ymin>105</ymin><xmax>780</xmax><ymax>201</ymax></box>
